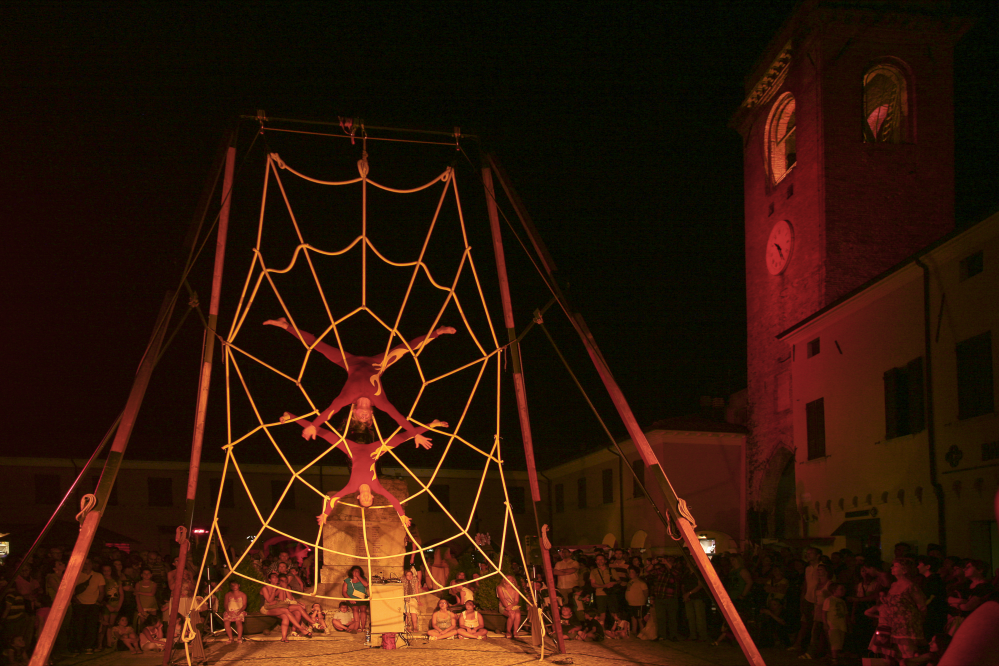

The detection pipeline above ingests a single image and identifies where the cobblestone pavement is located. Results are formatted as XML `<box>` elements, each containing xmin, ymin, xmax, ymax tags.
<box><xmin>52</xmin><ymin>632</ymin><xmax>865</xmax><ymax>666</ymax></box>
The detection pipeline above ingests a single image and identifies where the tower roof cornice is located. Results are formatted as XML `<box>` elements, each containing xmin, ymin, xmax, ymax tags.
<box><xmin>729</xmin><ymin>0</ymin><xmax>971</xmax><ymax>133</ymax></box>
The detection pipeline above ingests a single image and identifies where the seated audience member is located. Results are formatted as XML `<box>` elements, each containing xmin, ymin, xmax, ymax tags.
<box><xmin>457</xmin><ymin>600</ymin><xmax>487</xmax><ymax>639</ymax></box>
<box><xmin>902</xmin><ymin>633</ymin><xmax>951</xmax><ymax>666</ymax></box>
<box><xmin>108</xmin><ymin>615</ymin><xmax>141</xmax><ymax>654</ymax></box>
<box><xmin>497</xmin><ymin>577</ymin><xmax>522</xmax><ymax>639</ymax></box>
<box><xmin>606</xmin><ymin>610</ymin><xmax>630</xmax><ymax>639</ymax></box>
<box><xmin>223</xmin><ymin>581</ymin><xmax>247</xmax><ymax>643</ymax></box>
<box><xmin>308</xmin><ymin>603</ymin><xmax>327</xmax><ymax>633</ymax></box>
<box><xmin>575</xmin><ymin>610</ymin><xmax>605</xmax><ymax>642</ymax></box>
<box><xmin>330</xmin><ymin>602</ymin><xmax>357</xmax><ymax>633</ymax></box>
<box><xmin>140</xmin><ymin>616</ymin><xmax>167</xmax><ymax>652</ymax></box>
<box><xmin>558</xmin><ymin>605</ymin><xmax>582</xmax><ymax>640</ymax></box>
<box><xmin>427</xmin><ymin>598</ymin><xmax>458</xmax><ymax>640</ymax></box>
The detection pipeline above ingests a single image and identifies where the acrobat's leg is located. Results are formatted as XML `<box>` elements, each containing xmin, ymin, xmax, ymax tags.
<box><xmin>278</xmin><ymin>322</ymin><xmax>352</xmax><ymax>370</ymax></box>
<box><xmin>318</xmin><ymin>478</ymin><xmax>361</xmax><ymax>525</ymax></box>
<box><xmin>367</xmin><ymin>391</ymin><xmax>415</xmax><ymax>433</ymax></box>
<box><xmin>370</xmin><ymin>481</ymin><xmax>405</xmax><ymax>515</ymax></box>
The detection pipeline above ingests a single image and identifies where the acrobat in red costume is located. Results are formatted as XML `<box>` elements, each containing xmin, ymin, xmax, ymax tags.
<box><xmin>280</xmin><ymin>412</ymin><xmax>447</xmax><ymax>528</ymax></box>
<box><xmin>264</xmin><ymin>317</ymin><xmax>455</xmax><ymax>448</ymax></box>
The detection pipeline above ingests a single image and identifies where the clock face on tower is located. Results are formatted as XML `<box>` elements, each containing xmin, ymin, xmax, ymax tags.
<box><xmin>766</xmin><ymin>219</ymin><xmax>794</xmax><ymax>275</ymax></box>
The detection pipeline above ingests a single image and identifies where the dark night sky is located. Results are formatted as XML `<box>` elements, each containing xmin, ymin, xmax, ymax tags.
<box><xmin>3</xmin><ymin>1</ymin><xmax>997</xmax><ymax>471</ymax></box>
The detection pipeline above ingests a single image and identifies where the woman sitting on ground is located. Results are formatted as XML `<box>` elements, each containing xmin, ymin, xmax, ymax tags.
<box><xmin>427</xmin><ymin>598</ymin><xmax>458</xmax><ymax>640</ymax></box>
<box><xmin>457</xmin><ymin>600</ymin><xmax>488</xmax><ymax>639</ymax></box>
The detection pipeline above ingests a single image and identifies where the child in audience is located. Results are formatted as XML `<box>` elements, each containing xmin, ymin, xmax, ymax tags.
<box><xmin>140</xmin><ymin>616</ymin><xmax>167</xmax><ymax>652</ymax></box>
<box><xmin>606</xmin><ymin>610</ymin><xmax>630</xmax><ymax>639</ymax></box>
<box><xmin>309</xmin><ymin>603</ymin><xmax>328</xmax><ymax>633</ymax></box>
<box><xmin>108</xmin><ymin>615</ymin><xmax>141</xmax><ymax>654</ymax></box>
<box><xmin>330</xmin><ymin>602</ymin><xmax>358</xmax><ymax>633</ymax></box>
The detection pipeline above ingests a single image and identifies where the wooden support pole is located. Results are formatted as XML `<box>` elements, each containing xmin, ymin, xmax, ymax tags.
<box><xmin>163</xmin><ymin>142</ymin><xmax>236</xmax><ymax>666</ymax></box>
<box><xmin>482</xmin><ymin>165</ymin><xmax>566</xmax><ymax>654</ymax></box>
<box><xmin>30</xmin><ymin>293</ymin><xmax>174</xmax><ymax>666</ymax></box>
<box><xmin>484</xmin><ymin>153</ymin><xmax>764</xmax><ymax>666</ymax></box>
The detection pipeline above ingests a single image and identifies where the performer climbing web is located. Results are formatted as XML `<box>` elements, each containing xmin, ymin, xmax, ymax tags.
<box><xmin>280</xmin><ymin>411</ymin><xmax>448</xmax><ymax>527</ymax></box>
<box><xmin>264</xmin><ymin>317</ymin><xmax>455</xmax><ymax>448</ymax></box>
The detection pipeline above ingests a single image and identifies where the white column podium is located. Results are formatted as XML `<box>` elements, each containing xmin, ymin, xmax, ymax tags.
<box><xmin>368</xmin><ymin>583</ymin><xmax>405</xmax><ymax>644</ymax></box>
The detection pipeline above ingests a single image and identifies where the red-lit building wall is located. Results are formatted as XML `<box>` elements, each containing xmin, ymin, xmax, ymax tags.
<box><xmin>733</xmin><ymin>1</ymin><xmax>965</xmax><ymax>529</ymax></box>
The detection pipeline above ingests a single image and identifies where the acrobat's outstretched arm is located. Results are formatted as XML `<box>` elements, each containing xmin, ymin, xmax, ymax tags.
<box><xmin>370</xmin><ymin>420</ymin><xmax>448</xmax><ymax>459</ymax></box>
<box><xmin>264</xmin><ymin>317</ymin><xmax>352</xmax><ymax>369</ymax></box>
<box><xmin>280</xmin><ymin>413</ymin><xmax>350</xmax><ymax>456</ymax></box>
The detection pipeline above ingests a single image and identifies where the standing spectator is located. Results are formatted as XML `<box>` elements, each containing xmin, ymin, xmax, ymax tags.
<box><xmin>553</xmin><ymin>549</ymin><xmax>580</xmax><ymax>603</ymax></box>
<box><xmin>43</xmin><ymin>560</ymin><xmax>66</xmax><ymax>602</ymax></box>
<box><xmin>402</xmin><ymin>569</ymin><xmax>420</xmax><ymax>632</ymax></box>
<box><xmin>146</xmin><ymin>552</ymin><xmax>166</xmax><ymax>587</ymax></box>
<box><xmin>882</xmin><ymin>558</ymin><xmax>928</xmax><ymax>662</ymax></box>
<box><xmin>917</xmin><ymin>556</ymin><xmax>947</xmax><ymax>636</ymax></box>
<box><xmin>609</xmin><ymin>549</ymin><xmax>630</xmax><ymax>610</ymax></box>
<box><xmin>802</xmin><ymin>563</ymin><xmax>833</xmax><ymax>659</ymax></box>
<box><xmin>100</xmin><ymin>564</ymin><xmax>123</xmax><ymax>649</ymax></box>
<box><xmin>681</xmin><ymin>560</ymin><xmax>709</xmax><ymax>642</ymax></box>
<box><xmin>69</xmin><ymin>558</ymin><xmax>105</xmax><ymax>654</ymax></box>
<box><xmin>759</xmin><ymin>566</ymin><xmax>790</xmax><ymax>647</ymax></box>
<box><xmin>625</xmin><ymin>566</ymin><xmax>649</xmax><ymax>635</ymax></box>
<box><xmin>790</xmin><ymin>546</ymin><xmax>821</xmax><ymax>652</ymax></box>
<box><xmin>589</xmin><ymin>555</ymin><xmax>618</xmax><ymax>616</ymax></box>
<box><xmin>946</xmin><ymin>559</ymin><xmax>993</xmax><ymax>633</ymax></box>
<box><xmin>824</xmin><ymin>583</ymin><xmax>849</xmax><ymax>665</ymax></box>
<box><xmin>133</xmin><ymin>568</ymin><xmax>159</xmax><ymax>628</ymax></box>
<box><xmin>649</xmin><ymin>557</ymin><xmax>681</xmax><ymax>641</ymax></box>
<box><xmin>2</xmin><ymin>586</ymin><xmax>34</xmax><ymax>654</ymax></box>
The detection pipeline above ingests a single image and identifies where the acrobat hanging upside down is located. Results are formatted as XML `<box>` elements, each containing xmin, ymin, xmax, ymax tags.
<box><xmin>280</xmin><ymin>412</ymin><xmax>448</xmax><ymax>528</ymax></box>
<box><xmin>264</xmin><ymin>317</ymin><xmax>456</xmax><ymax>448</ymax></box>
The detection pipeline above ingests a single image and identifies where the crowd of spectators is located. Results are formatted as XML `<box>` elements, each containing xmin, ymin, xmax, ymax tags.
<box><xmin>547</xmin><ymin>541</ymin><xmax>998</xmax><ymax>665</ymax></box>
<box><xmin>0</xmin><ymin>544</ymin><xmax>232</xmax><ymax>664</ymax></box>
<box><xmin>3</xmin><ymin>539</ymin><xmax>997</xmax><ymax>663</ymax></box>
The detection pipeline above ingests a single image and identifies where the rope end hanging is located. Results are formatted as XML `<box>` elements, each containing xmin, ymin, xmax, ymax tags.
<box><xmin>76</xmin><ymin>494</ymin><xmax>98</xmax><ymax>523</ymax></box>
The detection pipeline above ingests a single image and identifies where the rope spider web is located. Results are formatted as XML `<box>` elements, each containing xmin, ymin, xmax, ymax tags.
<box><xmin>196</xmin><ymin>145</ymin><xmax>540</xmax><ymax>617</ymax></box>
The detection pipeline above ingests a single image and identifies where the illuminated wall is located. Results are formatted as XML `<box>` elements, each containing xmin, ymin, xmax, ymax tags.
<box><xmin>731</xmin><ymin>1</ymin><xmax>967</xmax><ymax>529</ymax></box>
<box><xmin>781</xmin><ymin>212</ymin><xmax>999</xmax><ymax>560</ymax></box>
<box><xmin>543</xmin><ymin>424</ymin><xmax>746</xmax><ymax>552</ymax></box>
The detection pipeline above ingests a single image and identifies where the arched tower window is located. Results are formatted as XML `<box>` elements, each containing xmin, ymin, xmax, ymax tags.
<box><xmin>863</xmin><ymin>63</ymin><xmax>909</xmax><ymax>143</ymax></box>
<box><xmin>767</xmin><ymin>93</ymin><xmax>796</xmax><ymax>185</ymax></box>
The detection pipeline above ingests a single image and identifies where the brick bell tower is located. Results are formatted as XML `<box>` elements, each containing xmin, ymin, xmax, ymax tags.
<box><xmin>730</xmin><ymin>0</ymin><xmax>969</xmax><ymax>535</ymax></box>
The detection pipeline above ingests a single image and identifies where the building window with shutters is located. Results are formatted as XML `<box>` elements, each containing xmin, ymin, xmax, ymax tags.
<box><xmin>632</xmin><ymin>459</ymin><xmax>644</xmax><ymax>498</ymax></box>
<box><xmin>956</xmin><ymin>331</ymin><xmax>994</xmax><ymax>420</ymax></box>
<box><xmin>577</xmin><ymin>477</ymin><xmax>587</xmax><ymax>509</ymax></box>
<box><xmin>884</xmin><ymin>357</ymin><xmax>925</xmax><ymax>438</ymax></box>
<box><xmin>806</xmin><ymin>398</ymin><xmax>826</xmax><ymax>460</ymax></box>
<box><xmin>555</xmin><ymin>483</ymin><xmax>565</xmax><ymax>513</ymax></box>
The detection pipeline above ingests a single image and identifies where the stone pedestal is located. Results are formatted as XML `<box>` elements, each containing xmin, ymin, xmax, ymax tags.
<box><xmin>316</xmin><ymin>477</ymin><xmax>409</xmax><ymax>611</ymax></box>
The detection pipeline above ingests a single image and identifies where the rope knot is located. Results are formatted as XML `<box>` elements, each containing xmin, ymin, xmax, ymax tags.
<box><xmin>76</xmin><ymin>494</ymin><xmax>97</xmax><ymax>523</ymax></box>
